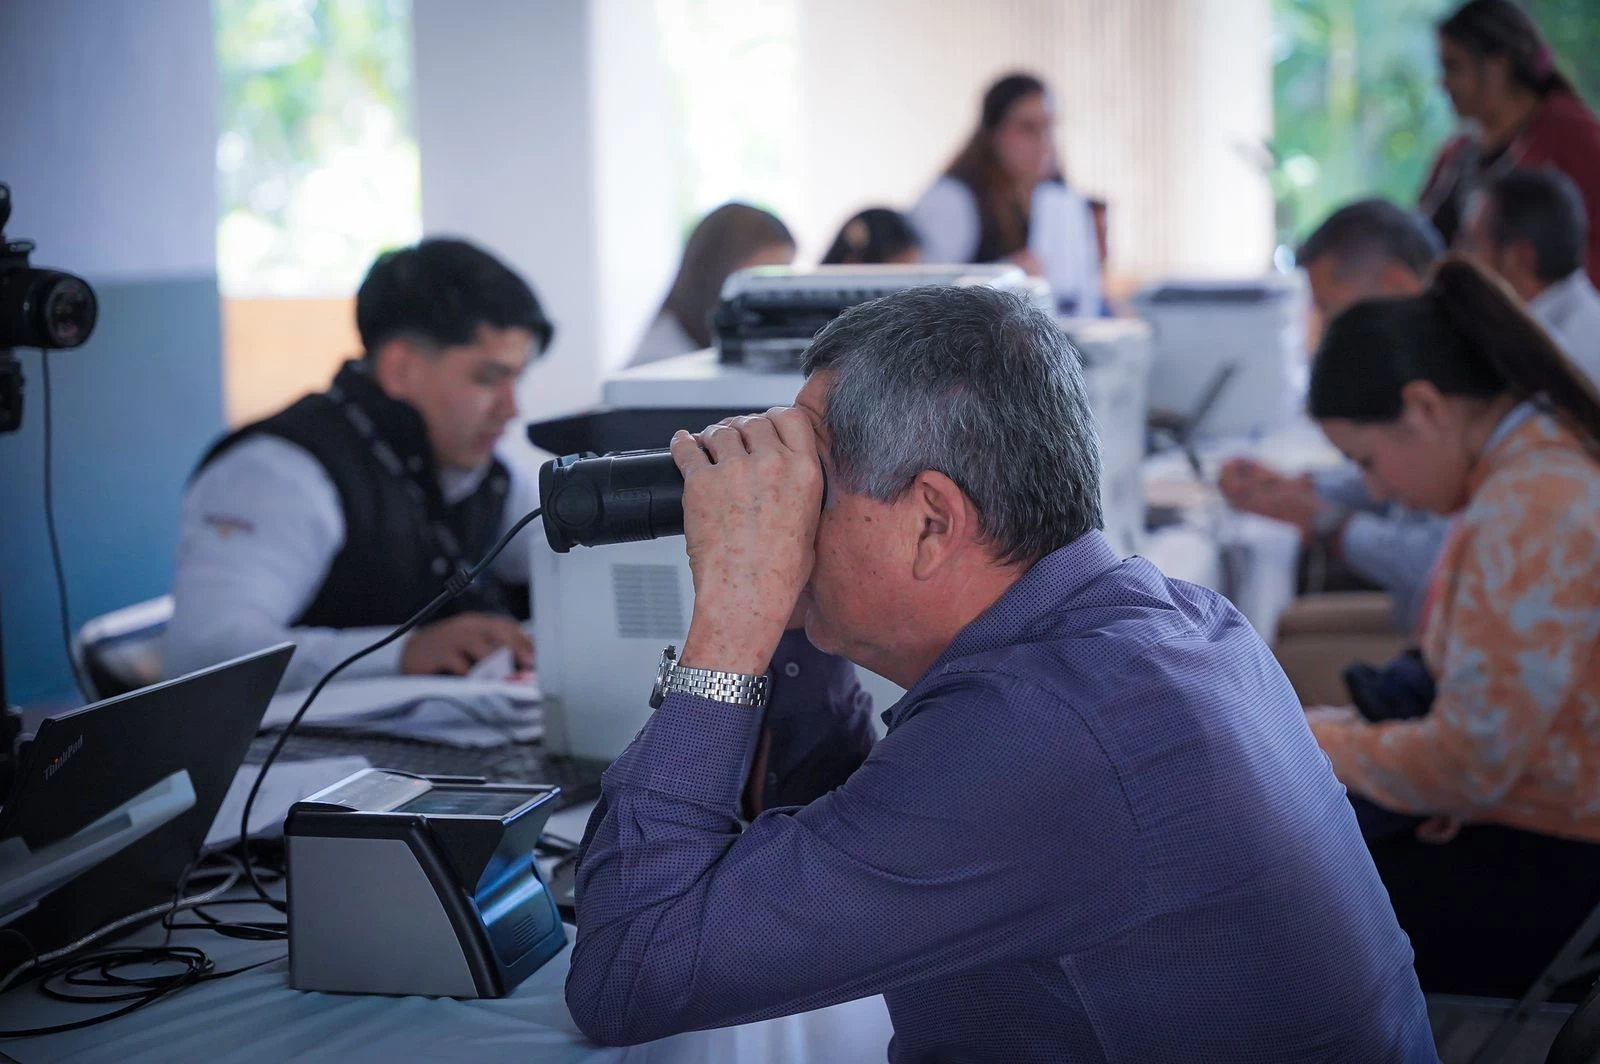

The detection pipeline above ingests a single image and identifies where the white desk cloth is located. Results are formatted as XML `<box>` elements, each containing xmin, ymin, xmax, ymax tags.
<box><xmin>0</xmin><ymin>930</ymin><xmax>895</xmax><ymax>1063</ymax></box>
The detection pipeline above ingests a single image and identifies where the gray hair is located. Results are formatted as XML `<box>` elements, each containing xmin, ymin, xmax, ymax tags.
<box><xmin>1297</xmin><ymin>198</ymin><xmax>1443</xmax><ymax>279</ymax></box>
<box><xmin>801</xmin><ymin>285</ymin><xmax>1102</xmax><ymax>566</ymax></box>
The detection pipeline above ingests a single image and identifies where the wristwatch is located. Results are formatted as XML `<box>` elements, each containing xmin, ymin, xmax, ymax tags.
<box><xmin>649</xmin><ymin>645</ymin><xmax>770</xmax><ymax>710</ymax></box>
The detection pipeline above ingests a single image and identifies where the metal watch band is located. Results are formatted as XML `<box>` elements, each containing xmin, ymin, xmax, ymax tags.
<box><xmin>664</xmin><ymin>662</ymin><xmax>769</xmax><ymax>708</ymax></box>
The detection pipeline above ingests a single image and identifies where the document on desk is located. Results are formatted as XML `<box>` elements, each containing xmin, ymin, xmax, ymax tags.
<box><xmin>259</xmin><ymin>669</ymin><xmax>544</xmax><ymax>748</ymax></box>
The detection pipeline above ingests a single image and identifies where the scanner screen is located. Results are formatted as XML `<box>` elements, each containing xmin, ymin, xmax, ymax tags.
<box><xmin>397</xmin><ymin>789</ymin><xmax>533</xmax><ymax>817</ymax></box>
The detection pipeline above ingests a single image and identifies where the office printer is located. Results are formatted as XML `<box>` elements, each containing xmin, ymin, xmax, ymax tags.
<box><xmin>1132</xmin><ymin>273</ymin><xmax>1309</xmax><ymax>439</ymax></box>
<box><xmin>527</xmin><ymin>270</ymin><xmax>1151</xmax><ymax>766</ymax></box>
<box><xmin>712</xmin><ymin>263</ymin><xmax>1047</xmax><ymax>370</ymax></box>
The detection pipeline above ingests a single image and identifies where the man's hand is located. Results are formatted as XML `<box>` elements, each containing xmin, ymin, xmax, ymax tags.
<box><xmin>1218</xmin><ymin>458</ymin><xmax>1321</xmax><ymax>537</ymax></box>
<box><xmin>400</xmin><ymin>612</ymin><xmax>534</xmax><ymax>676</ymax></box>
<box><xmin>670</xmin><ymin>408</ymin><xmax>823</xmax><ymax>677</ymax></box>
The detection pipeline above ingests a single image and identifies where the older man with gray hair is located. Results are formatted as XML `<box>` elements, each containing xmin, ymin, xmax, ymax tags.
<box><xmin>565</xmin><ymin>287</ymin><xmax>1433</xmax><ymax>1061</ymax></box>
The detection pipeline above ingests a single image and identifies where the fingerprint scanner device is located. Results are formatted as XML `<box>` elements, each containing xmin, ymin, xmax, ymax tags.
<box><xmin>284</xmin><ymin>768</ymin><xmax>566</xmax><ymax>999</ymax></box>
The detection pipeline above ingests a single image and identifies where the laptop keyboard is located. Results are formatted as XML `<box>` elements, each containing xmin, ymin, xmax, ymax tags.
<box><xmin>247</xmin><ymin>729</ymin><xmax>607</xmax><ymax>809</ymax></box>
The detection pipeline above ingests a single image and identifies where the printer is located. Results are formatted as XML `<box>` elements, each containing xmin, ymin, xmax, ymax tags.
<box><xmin>528</xmin><ymin>267</ymin><xmax>1150</xmax><ymax>765</ymax></box>
<box><xmin>1132</xmin><ymin>273</ymin><xmax>1310</xmax><ymax>439</ymax></box>
<box><xmin>713</xmin><ymin>263</ymin><xmax>1048</xmax><ymax>371</ymax></box>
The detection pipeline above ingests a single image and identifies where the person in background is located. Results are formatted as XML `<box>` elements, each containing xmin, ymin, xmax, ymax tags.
<box><xmin>629</xmin><ymin>202</ymin><xmax>795</xmax><ymax>366</ymax></box>
<box><xmin>163</xmin><ymin>239</ymin><xmax>551</xmax><ymax>693</ymax></box>
<box><xmin>911</xmin><ymin>73</ymin><xmax>1102</xmax><ymax>316</ymax></box>
<box><xmin>1461</xmin><ymin>167</ymin><xmax>1600</xmax><ymax>386</ymax></box>
<box><xmin>1421</xmin><ymin>0</ymin><xmax>1600</xmax><ymax>287</ymax></box>
<box><xmin>820</xmin><ymin>207</ymin><xmax>922</xmax><ymax>266</ymax></box>
<box><xmin>1220</xmin><ymin>200</ymin><xmax>1451</xmax><ymax>636</ymax></box>
<box><xmin>1306</xmin><ymin>257</ymin><xmax>1600</xmax><ymax>999</ymax></box>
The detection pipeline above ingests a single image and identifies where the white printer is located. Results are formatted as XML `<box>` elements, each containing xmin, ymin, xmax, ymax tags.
<box><xmin>528</xmin><ymin>269</ymin><xmax>1150</xmax><ymax>765</ymax></box>
<box><xmin>1133</xmin><ymin>273</ymin><xmax>1309</xmax><ymax>439</ymax></box>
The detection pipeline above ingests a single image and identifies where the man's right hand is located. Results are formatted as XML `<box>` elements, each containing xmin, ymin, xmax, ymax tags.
<box><xmin>401</xmin><ymin>612</ymin><xmax>534</xmax><ymax>676</ymax></box>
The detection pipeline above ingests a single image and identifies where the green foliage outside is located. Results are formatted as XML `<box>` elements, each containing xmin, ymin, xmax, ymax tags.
<box><xmin>1271</xmin><ymin>0</ymin><xmax>1600</xmax><ymax>249</ymax></box>
<box><xmin>214</xmin><ymin>0</ymin><xmax>420</xmax><ymax>297</ymax></box>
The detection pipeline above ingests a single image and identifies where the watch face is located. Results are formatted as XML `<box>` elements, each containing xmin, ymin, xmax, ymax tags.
<box><xmin>649</xmin><ymin>646</ymin><xmax>676</xmax><ymax>709</ymax></box>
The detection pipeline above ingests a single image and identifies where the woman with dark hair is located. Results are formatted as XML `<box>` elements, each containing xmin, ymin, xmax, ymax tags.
<box><xmin>820</xmin><ymin>207</ymin><xmax>922</xmax><ymax>266</ymax></box>
<box><xmin>630</xmin><ymin>202</ymin><xmax>795</xmax><ymax>367</ymax></box>
<box><xmin>910</xmin><ymin>73</ymin><xmax>1101</xmax><ymax>315</ymax></box>
<box><xmin>1306</xmin><ymin>256</ymin><xmax>1600</xmax><ymax>997</ymax></box>
<box><xmin>1421</xmin><ymin>0</ymin><xmax>1600</xmax><ymax>285</ymax></box>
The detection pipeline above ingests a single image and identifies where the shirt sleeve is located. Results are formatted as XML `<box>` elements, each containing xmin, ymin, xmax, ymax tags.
<box><xmin>909</xmin><ymin>177</ymin><xmax>980</xmax><ymax>265</ymax></box>
<box><xmin>1310</xmin><ymin>492</ymin><xmax>1600</xmax><ymax>815</ymax></box>
<box><xmin>1032</xmin><ymin>184</ymin><xmax>1102</xmax><ymax>316</ymax></box>
<box><xmin>1310</xmin><ymin>466</ymin><xmax>1381</xmax><ymax>512</ymax></box>
<box><xmin>161</xmin><ymin>436</ymin><xmax>407</xmax><ymax>691</ymax></box>
<box><xmin>1337</xmin><ymin>510</ymin><xmax>1450</xmax><ymax>628</ymax></box>
<box><xmin>564</xmin><ymin>675</ymin><xmax>1141</xmax><ymax>1047</ymax></box>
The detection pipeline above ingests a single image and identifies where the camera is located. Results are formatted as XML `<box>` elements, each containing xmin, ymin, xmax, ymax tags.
<box><xmin>0</xmin><ymin>182</ymin><xmax>100</xmax><ymax>434</ymax></box>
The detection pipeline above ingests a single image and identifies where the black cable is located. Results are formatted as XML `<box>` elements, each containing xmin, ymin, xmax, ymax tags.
<box><xmin>0</xmin><ymin>946</ymin><xmax>283</xmax><ymax>1038</ymax></box>
<box><xmin>237</xmin><ymin>506</ymin><xmax>545</xmax><ymax>909</ymax></box>
<box><xmin>39</xmin><ymin>356</ymin><xmax>90</xmax><ymax>701</ymax></box>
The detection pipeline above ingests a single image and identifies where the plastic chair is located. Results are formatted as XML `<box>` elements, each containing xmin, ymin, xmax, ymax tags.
<box><xmin>73</xmin><ymin>595</ymin><xmax>172</xmax><ymax>701</ymax></box>
<box><xmin>1546</xmin><ymin>976</ymin><xmax>1600</xmax><ymax>1064</ymax></box>
<box><xmin>1471</xmin><ymin>900</ymin><xmax>1600</xmax><ymax>1062</ymax></box>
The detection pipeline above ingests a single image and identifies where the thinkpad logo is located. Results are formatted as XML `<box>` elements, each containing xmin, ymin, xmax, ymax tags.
<box><xmin>43</xmin><ymin>734</ymin><xmax>83</xmax><ymax>781</ymax></box>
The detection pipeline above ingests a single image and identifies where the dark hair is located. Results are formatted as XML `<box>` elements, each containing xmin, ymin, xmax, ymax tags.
<box><xmin>820</xmin><ymin>208</ymin><xmax>922</xmax><ymax>266</ymax></box>
<box><xmin>1482</xmin><ymin>167</ymin><xmax>1588</xmax><ymax>283</ymax></box>
<box><xmin>663</xmin><ymin>203</ymin><xmax>794</xmax><ymax>348</ymax></box>
<box><xmin>1308</xmin><ymin>257</ymin><xmax>1600</xmax><ymax>449</ymax></box>
<box><xmin>1438</xmin><ymin>0</ymin><xmax>1576</xmax><ymax>98</ymax></box>
<box><xmin>1297</xmin><ymin>199</ymin><xmax>1444</xmax><ymax>278</ymax></box>
<box><xmin>802</xmin><ymin>285</ymin><xmax>1101</xmax><ymax>566</ymax></box>
<box><xmin>357</xmin><ymin>238</ymin><xmax>552</xmax><ymax>357</ymax></box>
<box><xmin>945</xmin><ymin>72</ymin><xmax>1059</xmax><ymax>257</ymax></box>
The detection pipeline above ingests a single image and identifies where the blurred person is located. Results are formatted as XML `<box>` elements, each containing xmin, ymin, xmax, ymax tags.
<box><xmin>163</xmin><ymin>240</ymin><xmax>551</xmax><ymax>692</ymax></box>
<box><xmin>1305</xmin><ymin>257</ymin><xmax>1600</xmax><ymax>998</ymax></box>
<box><xmin>565</xmin><ymin>285</ymin><xmax>1433</xmax><ymax>1060</ymax></box>
<box><xmin>820</xmin><ymin>207</ymin><xmax>922</xmax><ymax>266</ymax></box>
<box><xmin>911</xmin><ymin>73</ymin><xmax>1102</xmax><ymax>316</ymax></box>
<box><xmin>630</xmin><ymin>202</ymin><xmax>794</xmax><ymax>366</ymax></box>
<box><xmin>1219</xmin><ymin>200</ymin><xmax>1450</xmax><ymax>636</ymax></box>
<box><xmin>1460</xmin><ymin>167</ymin><xmax>1600</xmax><ymax>385</ymax></box>
<box><xmin>1421</xmin><ymin>0</ymin><xmax>1600</xmax><ymax>287</ymax></box>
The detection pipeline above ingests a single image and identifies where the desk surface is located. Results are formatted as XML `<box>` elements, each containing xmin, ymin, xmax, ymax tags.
<box><xmin>0</xmin><ymin>801</ymin><xmax>895</xmax><ymax>1063</ymax></box>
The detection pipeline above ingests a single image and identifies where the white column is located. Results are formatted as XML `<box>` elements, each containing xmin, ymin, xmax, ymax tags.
<box><xmin>413</xmin><ymin>0</ymin><xmax>680</xmax><ymax>437</ymax></box>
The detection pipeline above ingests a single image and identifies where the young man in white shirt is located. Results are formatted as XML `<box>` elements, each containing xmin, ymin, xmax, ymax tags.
<box><xmin>162</xmin><ymin>239</ymin><xmax>552</xmax><ymax>692</ymax></box>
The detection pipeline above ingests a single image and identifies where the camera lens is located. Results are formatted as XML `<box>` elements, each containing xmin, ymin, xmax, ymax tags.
<box><xmin>0</xmin><ymin>269</ymin><xmax>99</xmax><ymax>350</ymax></box>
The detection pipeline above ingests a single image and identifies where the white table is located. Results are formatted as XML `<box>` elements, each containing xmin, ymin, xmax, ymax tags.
<box><xmin>0</xmin><ymin>801</ymin><xmax>896</xmax><ymax>1063</ymax></box>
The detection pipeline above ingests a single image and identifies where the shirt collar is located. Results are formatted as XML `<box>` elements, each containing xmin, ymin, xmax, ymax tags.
<box><xmin>1529</xmin><ymin>270</ymin><xmax>1591</xmax><ymax>327</ymax></box>
<box><xmin>881</xmin><ymin>529</ymin><xmax>1120</xmax><ymax>728</ymax></box>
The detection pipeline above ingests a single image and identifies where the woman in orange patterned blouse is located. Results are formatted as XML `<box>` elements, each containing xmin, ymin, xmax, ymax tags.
<box><xmin>1306</xmin><ymin>256</ymin><xmax>1600</xmax><ymax>997</ymax></box>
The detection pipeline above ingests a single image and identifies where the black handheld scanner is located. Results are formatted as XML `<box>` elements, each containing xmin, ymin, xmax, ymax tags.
<box><xmin>539</xmin><ymin>450</ymin><xmax>684</xmax><ymax>553</ymax></box>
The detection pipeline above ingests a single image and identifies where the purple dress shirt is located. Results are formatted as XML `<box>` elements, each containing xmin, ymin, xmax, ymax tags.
<box><xmin>566</xmin><ymin>530</ymin><xmax>1436</xmax><ymax>1062</ymax></box>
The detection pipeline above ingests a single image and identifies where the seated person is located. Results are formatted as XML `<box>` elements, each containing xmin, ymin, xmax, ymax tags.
<box><xmin>1306</xmin><ymin>257</ymin><xmax>1600</xmax><ymax>998</ymax></box>
<box><xmin>564</xmin><ymin>286</ymin><xmax>1434</xmax><ymax>1060</ymax></box>
<box><xmin>629</xmin><ymin>202</ymin><xmax>794</xmax><ymax>367</ymax></box>
<box><xmin>162</xmin><ymin>239</ymin><xmax>552</xmax><ymax>693</ymax></box>
<box><xmin>820</xmin><ymin>207</ymin><xmax>922</xmax><ymax>266</ymax></box>
<box><xmin>1461</xmin><ymin>166</ymin><xmax>1600</xmax><ymax>386</ymax></box>
<box><xmin>1221</xmin><ymin>200</ymin><xmax>1451</xmax><ymax>637</ymax></box>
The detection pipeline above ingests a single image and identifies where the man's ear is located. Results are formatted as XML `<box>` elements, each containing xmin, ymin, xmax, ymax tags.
<box><xmin>908</xmin><ymin>470</ymin><xmax>975</xmax><ymax>581</ymax></box>
<box><xmin>370</xmin><ymin>338</ymin><xmax>424</xmax><ymax>399</ymax></box>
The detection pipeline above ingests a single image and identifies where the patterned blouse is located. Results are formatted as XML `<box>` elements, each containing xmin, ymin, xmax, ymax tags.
<box><xmin>1310</xmin><ymin>405</ymin><xmax>1600</xmax><ymax>842</ymax></box>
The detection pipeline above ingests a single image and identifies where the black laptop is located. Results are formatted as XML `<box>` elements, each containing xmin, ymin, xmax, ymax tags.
<box><xmin>0</xmin><ymin>644</ymin><xmax>293</xmax><ymax>972</ymax></box>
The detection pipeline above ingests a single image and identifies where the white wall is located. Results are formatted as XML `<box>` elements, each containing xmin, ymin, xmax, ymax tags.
<box><xmin>413</xmin><ymin>0</ymin><xmax>680</xmax><ymax>439</ymax></box>
<box><xmin>0</xmin><ymin>0</ymin><xmax>218</xmax><ymax>281</ymax></box>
